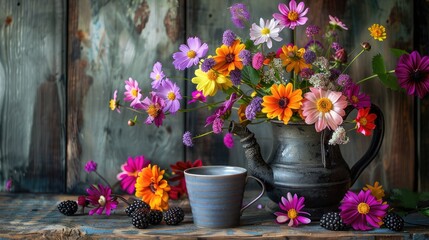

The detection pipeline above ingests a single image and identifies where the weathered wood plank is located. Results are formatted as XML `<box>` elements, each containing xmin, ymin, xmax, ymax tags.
<box><xmin>0</xmin><ymin>0</ymin><xmax>66</xmax><ymax>192</ymax></box>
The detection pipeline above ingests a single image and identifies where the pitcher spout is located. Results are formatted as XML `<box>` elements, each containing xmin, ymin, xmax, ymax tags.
<box><xmin>229</xmin><ymin>121</ymin><xmax>273</xmax><ymax>190</ymax></box>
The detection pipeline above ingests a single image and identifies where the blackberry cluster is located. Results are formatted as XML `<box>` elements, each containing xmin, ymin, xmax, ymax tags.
<box><xmin>131</xmin><ymin>208</ymin><xmax>150</xmax><ymax>229</ymax></box>
<box><xmin>164</xmin><ymin>207</ymin><xmax>185</xmax><ymax>225</ymax></box>
<box><xmin>58</xmin><ymin>200</ymin><xmax>78</xmax><ymax>216</ymax></box>
<box><xmin>125</xmin><ymin>200</ymin><xmax>150</xmax><ymax>217</ymax></box>
<box><xmin>320</xmin><ymin>212</ymin><xmax>347</xmax><ymax>231</ymax></box>
<box><xmin>383</xmin><ymin>212</ymin><xmax>404</xmax><ymax>232</ymax></box>
<box><xmin>148</xmin><ymin>210</ymin><xmax>163</xmax><ymax>225</ymax></box>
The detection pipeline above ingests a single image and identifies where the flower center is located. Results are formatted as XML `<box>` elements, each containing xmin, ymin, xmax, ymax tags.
<box><xmin>357</xmin><ymin>202</ymin><xmax>370</xmax><ymax>214</ymax></box>
<box><xmin>147</xmin><ymin>104</ymin><xmax>160</xmax><ymax>117</ymax></box>
<box><xmin>167</xmin><ymin>92</ymin><xmax>176</xmax><ymax>100</ymax></box>
<box><xmin>316</xmin><ymin>97</ymin><xmax>333</xmax><ymax>113</ymax></box>
<box><xmin>411</xmin><ymin>70</ymin><xmax>423</xmax><ymax>82</ymax></box>
<box><xmin>98</xmin><ymin>195</ymin><xmax>106</xmax><ymax>206</ymax></box>
<box><xmin>261</xmin><ymin>27</ymin><xmax>270</xmax><ymax>35</ymax></box>
<box><xmin>207</xmin><ymin>70</ymin><xmax>218</xmax><ymax>80</ymax></box>
<box><xmin>187</xmin><ymin>50</ymin><xmax>196</xmax><ymax>58</ymax></box>
<box><xmin>131</xmin><ymin>88</ymin><xmax>139</xmax><ymax>98</ymax></box>
<box><xmin>359</xmin><ymin>117</ymin><xmax>368</xmax><ymax>126</ymax></box>
<box><xmin>127</xmin><ymin>171</ymin><xmax>139</xmax><ymax>177</ymax></box>
<box><xmin>287</xmin><ymin>11</ymin><xmax>299</xmax><ymax>21</ymax></box>
<box><xmin>155</xmin><ymin>74</ymin><xmax>161</xmax><ymax>80</ymax></box>
<box><xmin>287</xmin><ymin>208</ymin><xmax>298</xmax><ymax>219</ymax></box>
<box><xmin>109</xmin><ymin>99</ymin><xmax>117</xmax><ymax>110</ymax></box>
<box><xmin>351</xmin><ymin>95</ymin><xmax>359</xmax><ymax>103</ymax></box>
<box><xmin>226</xmin><ymin>53</ymin><xmax>235</xmax><ymax>63</ymax></box>
<box><xmin>149</xmin><ymin>182</ymin><xmax>157</xmax><ymax>193</ymax></box>
<box><xmin>278</xmin><ymin>97</ymin><xmax>289</xmax><ymax>108</ymax></box>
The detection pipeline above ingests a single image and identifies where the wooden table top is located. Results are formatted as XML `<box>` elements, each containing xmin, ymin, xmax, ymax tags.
<box><xmin>0</xmin><ymin>193</ymin><xmax>428</xmax><ymax>239</ymax></box>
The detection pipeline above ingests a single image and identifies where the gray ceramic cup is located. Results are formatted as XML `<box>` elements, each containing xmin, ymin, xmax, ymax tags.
<box><xmin>184</xmin><ymin>166</ymin><xmax>265</xmax><ymax>228</ymax></box>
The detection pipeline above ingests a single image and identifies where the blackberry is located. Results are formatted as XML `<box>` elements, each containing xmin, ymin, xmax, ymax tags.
<box><xmin>125</xmin><ymin>200</ymin><xmax>150</xmax><ymax>217</ymax></box>
<box><xmin>320</xmin><ymin>212</ymin><xmax>346</xmax><ymax>231</ymax></box>
<box><xmin>164</xmin><ymin>207</ymin><xmax>185</xmax><ymax>225</ymax></box>
<box><xmin>131</xmin><ymin>208</ymin><xmax>150</xmax><ymax>229</ymax></box>
<box><xmin>58</xmin><ymin>200</ymin><xmax>78</xmax><ymax>216</ymax></box>
<box><xmin>148</xmin><ymin>210</ymin><xmax>163</xmax><ymax>225</ymax></box>
<box><xmin>383</xmin><ymin>212</ymin><xmax>404</xmax><ymax>232</ymax></box>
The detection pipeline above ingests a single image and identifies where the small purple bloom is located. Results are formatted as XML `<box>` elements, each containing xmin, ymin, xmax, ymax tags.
<box><xmin>213</xmin><ymin>118</ymin><xmax>224</xmax><ymax>134</ymax></box>
<box><xmin>331</xmin><ymin>42</ymin><xmax>342</xmax><ymax>52</ymax></box>
<box><xmin>300</xmin><ymin>68</ymin><xmax>314</xmax><ymax>79</ymax></box>
<box><xmin>183</xmin><ymin>131</ymin><xmax>194</xmax><ymax>147</ymax></box>
<box><xmin>156</xmin><ymin>79</ymin><xmax>182</xmax><ymax>114</ymax></box>
<box><xmin>230</xmin><ymin>69</ymin><xmax>242</xmax><ymax>85</ymax></box>
<box><xmin>229</xmin><ymin>3</ymin><xmax>250</xmax><ymax>29</ymax></box>
<box><xmin>245</xmin><ymin>97</ymin><xmax>262</xmax><ymax>120</ymax></box>
<box><xmin>188</xmin><ymin>90</ymin><xmax>207</xmax><ymax>104</ymax></box>
<box><xmin>85</xmin><ymin>160</ymin><xmax>98</xmax><ymax>173</ymax></box>
<box><xmin>252</xmin><ymin>52</ymin><xmax>264</xmax><ymax>70</ymax></box>
<box><xmin>239</xmin><ymin>49</ymin><xmax>252</xmax><ymax>66</ymax></box>
<box><xmin>150</xmin><ymin>62</ymin><xmax>166</xmax><ymax>89</ymax></box>
<box><xmin>172</xmin><ymin>37</ymin><xmax>208</xmax><ymax>70</ymax></box>
<box><xmin>222</xmin><ymin>30</ymin><xmax>237</xmax><ymax>46</ymax></box>
<box><xmin>223</xmin><ymin>133</ymin><xmax>234</xmax><ymax>149</ymax></box>
<box><xmin>346</xmin><ymin>83</ymin><xmax>371</xmax><ymax>109</ymax></box>
<box><xmin>5</xmin><ymin>179</ymin><xmax>12</xmax><ymax>191</ymax></box>
<box><xmin>305</xmin><ymin>25</ymin><xmax>320</xmax><ymax>38</ymax></box>
<box><xmin>337</xmin><ymin>74</ymin><xmax>353</xmax><ymax>88</ymax></box>
<box><xmin>201</xmin><ymin>58</ymin><xmax>215</xmax><ymax>72</ymax></box>
<box><xmin>303</xmin><ymin>50</ymin><xmax>316</xmax><ymax>64</ymax></box>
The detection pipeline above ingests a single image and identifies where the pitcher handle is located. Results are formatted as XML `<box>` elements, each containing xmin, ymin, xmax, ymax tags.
<box><xmin>349</xmin><ymin>104</ymin><xmax>385</xmax><ymax>185</ymax></box>
<box><xmin>240</xmin><ymin>176</ymin><xmax>265</xmax><ymax>214</ymax></box>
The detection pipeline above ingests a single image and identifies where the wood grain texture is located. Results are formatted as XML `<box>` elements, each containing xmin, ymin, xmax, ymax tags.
<box><xmin>67</xmin><ymin>0</ymin><xmax>185</xmax><ymax>193</ymax></box>
<box><xmin>0</xmin><ymin>0</ymin><xmax>66</xmax><ymax>192</ymax></box>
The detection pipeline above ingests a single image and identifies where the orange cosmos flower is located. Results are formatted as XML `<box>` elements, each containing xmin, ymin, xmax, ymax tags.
<box><xmin>213</xmin><ymin>39</ymin><xmax>245</xmax><ymax>76</ymax></box>
<box><xmin>261</xmin><ymin>83</ymin><xmax>303</xmax><ymax>124</ymax></box>
<box><xmin>135</xmin><ymin>164</ymin><xmax>171</xmax><ymax>211</ymax></box>
<box><xmin>355</xmin><ymin>107</ymin><xmax>377</xmax><ymax>136</ymax></box>
<box><xmin>363</xmin><ymin>181</ymin><xmax>385</xmax><ymax>201</ymax></box>
<box><xmin>279</xmin><ymin>44</ymin><xmax>311</xmax><ymax>74</ymax></box>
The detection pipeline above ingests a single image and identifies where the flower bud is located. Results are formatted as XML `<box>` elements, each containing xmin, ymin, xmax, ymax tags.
<box><xmin>361</xmin><ymin>42</ymin><xmax>371</xmax><ymax>51</ymax></box>
<box><xmin>334</xmin><ymin>48</ymin><xmax>347</xmax><ymax>63</ymax></box>
<box><xmin>128</xmin><ymin>120</ymin><xmax>135</xmax><ymax>126</ymax></box>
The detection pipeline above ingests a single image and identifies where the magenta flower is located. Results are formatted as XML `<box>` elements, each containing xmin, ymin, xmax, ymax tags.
<box><xmin>339</xmin><ymin>190</ymin><xmax>389</xmax><ymax>231</ymax></box>
<box><xmin>187</xmin><ymin>90</ymin><xmax>207</xmax><ymax>104</ymax></box>
<box><xmin>273</xmin><ymin>0</ymin><xmax>308</xmax><ymax>30</ymax></box>
<box><xmin>124</xmin><ymin>78</ymin><xmax>142</xmax><ymax>107</ymax></box>
<box><xmin>205</xmin><ymin>93</ymin><xmax>238</xmax><ymax>127</ymax></box>
<box><xmin>252</xmin><ymin>52</ymin><xmax>264</xmax><ymax>70</ymax></box>
<box><xmin>328</xmin><ymin>15</ymin><xmax>348</xmax><ymax>30</ymax></box>
<box><xmin>157</xmin><ymin>79</ymin><xmax>182</xmax><ymax>114</ymax></box>
<box><xmin>116</xmin><ymin>155</ymin><xmax>151</xmax><ymax>194</ymax></box>
<box><xmin>395</xmin><ymin>51</ymin><xmax>429</xmax><ymax>99</ymax></box>
<box><xmin>84</xmin><ymin>160</ymin><xmax>97</xmax><ymax>173</ymax></box>
<box><xmin>223</xmin><ymin>133</ymin><xmax>234</xmax><ymax>149</ymax></box>
<box><xmin>274</xmin><ymin>192</ymin><xmax>311</xmax><ymax>227</ymax></box>
<box><xmin>172</xmin><ymin>37</ymin><xmax>208</xmax><ymax>70</ymax></box>
<box><xmin>86</xmin><ymin>184</ymin><xmax>118</xmax><ymax>215</ymax></box>
<box><xmin>346</xmin><ymin>84</ymin><xmax>371</xmax><ymax>109</ymax></box>
<box><xmin>138</xmin><ymin>93</ymin><xmax>166</xmax><ymax>127</ymax></box>
<box><xmin>5</xmin><ymin>179</ymin><xmax>12</xmax><ymax>191</ymax></box>
<box><xmin>150</xmin><ymin>62</ymin><xmax>166</xmax><ymax>89</ymax></box>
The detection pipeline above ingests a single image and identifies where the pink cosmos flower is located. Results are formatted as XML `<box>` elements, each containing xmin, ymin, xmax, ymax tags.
<box><xmin>346</xmin><ymin>84</ymin><xmax>371</xmax><ymax>109</ymax></box>
<box><xmin>173</xmin><ymin>37</ymin><xmax>208</xmax><ymax>70</ymax></box>
<box><xmin>302</xmin><ymin>87</ymin><xmax>348</xmax><ymax>132</ymax></box>
<box><xmin>150</xmin><ymin>62</ymin><xmax>166</xmax><ymax>89</ymax></box>
<box><xmin>136</xmin><ymin>93</ymin><xmax>166</xmax><ymax>127</ymax></box>
<box><xmin>86</xmin><ymin>184</ymin><xmax>118</xmax><ymax>216</ymax></box>
<box><xmin>116</xmin><ymin>155</ymin><xmax>151</xmax><ymax>194</ymax></box>
<box><xmin>223</xmin><ymin>133</ymin><xmax>234</xmax><ymax>149</ymax></box>
<box><xmin>124</xmin><ymin>78</ymin><xmax>142</xmax><ymax>107</ymax></box>
<box><xmin>273</xmin><ymin>0</ymin><xmax>309</xmax><ymax>30</ymax></box>
<box><xmin>395</xmin><ymin>51</ymin><xmax>429</xmax><ymax>99</ymax></box>
<box><xmin>187</xmin><ymin>90</ymin><xmax>207</xmax><ymax>104</ymax></box>
<box><xmin>205</xmin><ymin>93</ymin><xmax>238</xmax><ymax>127</ymax></box>
<box><xmin>274</xmin><ymin>192</ymin><xmax>311</xmax><ymax>227</ymax></box>
<box><xmin>84</xmin><ymin>160</ymin><xmax>97</xmax><ymax>173</ymax></box>
<box><xmin>339</xmin><ymin>190</ymin><xmax>389</xmax><ymax>231</ymax></box>
<box><xmin>250</xmin><ymin>18</ymin><xmax>283</xmax><ymax>49</ymax></box>
<box><xmin>328</xmin><ymin>15</ymin><xmax>348</xmax><ymax>30</ymax></box>
<box><xmin>156</xmin><ymin>79</ymin><xmax>182</xmax><ymax>114</ymax></box>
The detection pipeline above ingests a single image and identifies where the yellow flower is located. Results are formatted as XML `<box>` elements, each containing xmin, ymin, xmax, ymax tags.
<box><xmin>191</xmin><ymin>68</ymin><xmax>232</xmax><ymax>96</ymax></box>
<box><xmin>279</xmin><ymin>45</ymin><xmax>311</xmax><ymax>74</ymax></box>
<box><xmin>363</xmin><ymin>181</ymin><xmax>385</xmax><ymax>200</ymax></box>
<box><xmin>368</xmin><ymin>24</ymin><xmax>386</xmax><ymax>41</ymax></box>
<box><xmin>135</xmin><ymin>164</ymin><xmax>171</xmax><ymax>211</ymax></box>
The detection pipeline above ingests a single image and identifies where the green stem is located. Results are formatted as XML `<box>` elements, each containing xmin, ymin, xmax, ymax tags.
<box><xmin>342</xmin><ymin>49</ymin><xmax>365</xmax><ymax>74</ymax></box>
<box><xmin>179</xmin><ymin>101</ymin><xmax>224</xmax><ymax>113</ymax></box>
<box><xmin>356</xmin><ymin>70</ymin><xmax>395</xmax><ymax>84</ymax></box>
<box><xmin>112</xmin><ymin>194</ymin><xmax>131</xmax><ymax>206</ymax></box>
<box><xmin>193</xmin><ymin>131</ymin><xmax>214</xmax><ymax>139</ymax></box>
<box><xmin>94</xmin><ymin>171</ymin><xmax>112</xmax><ymax>189</ymax></box>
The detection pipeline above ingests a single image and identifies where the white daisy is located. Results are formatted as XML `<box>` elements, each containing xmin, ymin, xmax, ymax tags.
<box><xmin>250</xmin><ymin>18</ymin><xmax>282</xmax><ymax>49</ymax></box>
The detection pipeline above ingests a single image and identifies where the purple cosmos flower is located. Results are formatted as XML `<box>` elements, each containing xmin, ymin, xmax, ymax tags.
<box><xmin>245</xmin><ymin>97</ymin><xmax>262</xmax><ymax>120</ymax></box>
<box><xmin>222</xmin><ymin>30</ymin><xmax>237</xmax><ymax>46</ymax></box>
<box><xmin>230</xmin><ymin>69</ymin><xmax>242</xmax><ymax>85</ymax></box>
<box><xmin>156</xmin><ymin>79</ymin><xmax>182</xmax><ymax>114</ymax></box>
<box><xmin>239</xmin><ymin>49</ymin><xmax>252</xmax><ymax>66</ymax></box>
<box><xmin>205</xmin><ymin>93</ymin><xmax>238</xmax><ymax>127</ymax></box>
<box><xmin>395</xmin><ymin>51</ymin><xmax>429</xmax><ymax>99</ymax></box>
<box><xmin>5</xmin><ymin>179</ymin><xmax>12</xmax><ymax>191</ymax></box>
<box><xmin>124</xmin><ymin>78</ymin><xmax>142</xmax><ymax>107</ymax></box>
<box><xmin>346</xmin><ymin>84</ymin><xmax>371</xmax><ymax>109</ymax></box>
<box><xmin>201</xmin><ymin>58</ymin><xmax>215</xmax><ymax>72</ymax></box>
<box><xmin>188</xmin><ymin>90</ymin><xmax>207</xmax><ymax>104</ymax></box>
<box><xmin>150</xmin><ymin>62</ymin><xmax>166</xmax><ymax>89</ymax></box>
<box><xmin>213</xmin><ymin>118</ymin><xmax>224</xmax><ymax>134</ymax></box>
<box><xmin>252</xmin><ymin>52</ymin><xmax>264</xmax><ymax>70</ymax></box>
<box><xmin>138</xmin><ymin>93</ymin><xmax>166</xmax><ymax>127</ymax></box>
<box><xmin>339</xmin><ymin>190</ymin><xmax>389</xmax><ymax>231</ymax></box>
<box><xmin>305</xmin><ymin>25</ymin><xmax>320</xmax><ymax>38</ymax></box>
<box><xmin>182</xmin><ymin>131</ymin><xmax>193</xmax><ymax>147</ymax></box>
<box><xmin>303</xmin><ymin>50</ymin><xmax>316</xmax><ymax>64</ymax></box>
<box><xmin>229</xmin><ymin>3</ymin><xmax>250</xmax><ymax>29</ymax></box>
<box><xmin>116</xmin><ymin>155</ymin><xmax>151</xmax><ymax>194</ymax></box>
<box><xmin>274</xmin><ymin>192</ymin><xmax>311</xmax><ymax>227</ymax></box>
<box><xmin>273</xmin><ymin>0</ymin><xmax>308</xmax><ymax>30</ymax></box>
<box><xmin>84</xmin><ymin>160</ymin><xmax>97</xmax><ymax>173</ymax></box>
<box><xmin>329</xmin><ymin>15</ymin><xmax>348</xmax><ymax>30</ymax></box>
<box><xmin>172</xmin><ymin>37</ymin><xmax>208</xmax><ymax>70</ymax></box>
<box><xmin>86</xmin><ymin>184</ymin><xmax>118</xmax><ymax>216</ymax></box>
<box><xmin>223</xmin><ymin>133</ymin><xmax>234</xmax><ymax>149</ymax></box>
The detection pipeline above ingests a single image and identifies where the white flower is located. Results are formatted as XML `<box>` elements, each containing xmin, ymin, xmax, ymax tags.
<box><xmin>250</xmin><ymin>18</ymin><xmax>282</xmax><ymax>49</ymax></box>
<box><xmin>329</xmin><ymin>126</ymin><xmax>350</xmax><ymax>145</ymax></box>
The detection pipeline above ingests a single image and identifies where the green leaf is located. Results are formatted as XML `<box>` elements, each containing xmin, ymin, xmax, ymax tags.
<box><xmin>391</xmin><ymin>48</ymin><xmax>408</xmax><ymax>58</ymax></box>
<box><xmin>420</xmin><ymin>207</ymin><xmax>429</xmax><ymax>217</ymax></box>
<box><xmin>389</xmin><ymin>188</ymin><xmax>420</xmax><ymax>209</ymax></box>
<box><xmin>372</xmin><ymin>54</ymin><xmax>400</xmax><ymax>90</ymax></box>
<box><xmin>372</xmin><ymin>54</ymin><xmax>386</xmax><ymax>75</ymax></box>
<box><xmin>242</xmin><ymin>66</ymin><xmax>260</xmax><ymax>85</ymax></box>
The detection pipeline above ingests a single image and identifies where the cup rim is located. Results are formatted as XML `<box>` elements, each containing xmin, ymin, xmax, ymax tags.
<box><xmin>184</xmin><ymin>165</ymin><xmax>247</xmax><ymax>177</ymax></box>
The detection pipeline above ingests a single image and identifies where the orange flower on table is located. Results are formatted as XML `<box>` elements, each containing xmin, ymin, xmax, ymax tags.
<box><xmin>355</xmin><ymin>107</ymin><xmax>377</xmax><ymax>136</ymax></box>
<box><xmin>363</xmin><ymin>181</ymin><xmax>385</xmax><ymax>201</ymax></box>
<box><xmin>279</xmin><ymin>44</ymin><xmax>311</xmax><ymax>74</ymax></box>
<box><xmin>213</xmin><ymin>39</ymin><xmax>245</xmax><ymax>76</ymax></box>
<box><xmin>261</xmin><ymin>83</ymin><xmax>303</xmax><ymax>124</ymax></box>
<box><xmin>135</xmin><ymin>164</ymin><xmax>171</xmax><ymax>211</ymax></box>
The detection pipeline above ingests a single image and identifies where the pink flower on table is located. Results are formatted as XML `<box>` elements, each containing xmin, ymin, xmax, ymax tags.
<box><xmin>150</xmin><ymin>62</ymin><xmax>166</xmax><ymax>89</ymax></box>
<box><xmin>302</xmin><ymin>87</ymin><xmax>347</xmax><ymax>132</ymax></box>
<box><xmin>136</xmin><ymin>93</ymin><xmax>166</xmax><ymax>127</ymax></box>
<box><xmin>395</xmin><ymin>51</ymin><xmax>429</xmax><ymax>99</ymax></box>
<box><xmin>250</xmin><ymin>18</ymin><xmax>283</xmax><ymax>49</ymax></box>
<box><xmin>84</xmin><ymin>160</ymin><xmax>97</xmax><ymax>173</ymax></box>
<box><xmin>339</xmin><ymin>190</ymin><xmax>389</xmax><ymax>231</ymax></box>
<box><xmin>116</xmin><ymin>155</ymin><xmax>151</xmax><ymax>194</ymax></box>
<box><xmin>328</xmin><ymin>15</ymin><xmax>348</xmax><ymax>30</ymax></box>
<box><xmin>273</xmin><ymin>0</ymin><xmax>308</xmax><ymax>30</ymax></box>
<box><xmin>346</xmin><ymin>84</ymin><xmax>371</xmax><ymax>109</ymax></box>
<box><xmin>156</xmin><ymin>79</ymin><xmax>182</xmax><ymax>114</ymax></box>
<box><xmin>86</xmin><ymin>184</ymin><xmax>118</xmax><ymax>216</ymax></box>
<box><xmin>172</xmin><ymin>37</ymin><xmax>208</xmax><ymax>70</ymax></box>
<box><xmin>274</xmin><ymin>192</ymin><xmax>311</xmax><ymax>227</ymax></box>
<box><xmin>187</xmin><ymin>90</ymin><xmax>207</xmax><ymax>104</ymax></box>
<box><xmin>124</xmin><ymin>78</ymin><xmax>142</xmax><ymax>107</ymax></box>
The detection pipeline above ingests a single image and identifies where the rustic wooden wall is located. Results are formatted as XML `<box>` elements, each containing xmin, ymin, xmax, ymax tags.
<box><xmin>0</xmin><ymin>0</ymin><xmax>427</xmax><ymax>193</ymax></box>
